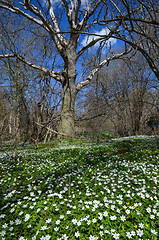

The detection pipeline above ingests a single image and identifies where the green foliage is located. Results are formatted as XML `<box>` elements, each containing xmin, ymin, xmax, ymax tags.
<box><xmin>0</xmin><ymin>136</ymin><xmax>159</xmax><ymax>239</ymax></box>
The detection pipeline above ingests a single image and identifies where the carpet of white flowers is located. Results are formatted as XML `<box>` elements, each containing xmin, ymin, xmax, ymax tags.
<box><xmin>0</xmin><ymin>136</ymin><xmax>159</xmax><ymax>240</ymax></box>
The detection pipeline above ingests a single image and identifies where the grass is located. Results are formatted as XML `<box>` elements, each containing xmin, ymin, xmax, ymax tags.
<box><xmin>0</xmin><ymin>136</ymin><xmax>159</xmax><ymax>240</ymax></box>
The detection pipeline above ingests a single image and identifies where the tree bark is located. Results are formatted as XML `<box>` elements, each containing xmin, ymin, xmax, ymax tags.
<box><xmin>58</xmin><ymin>41</ymin><xmax>77</xmax><ymax>138</ymax></box>
<box><xmin>58</xmin><ymin>81</ymin><xmax>76</xmax><ymax>138</ymax></box>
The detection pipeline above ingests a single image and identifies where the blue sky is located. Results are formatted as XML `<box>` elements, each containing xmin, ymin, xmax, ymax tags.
<box><xmin>0</xmin><ymin>0</ymin><xmax>122</xmax><ymax>84</ymax></box>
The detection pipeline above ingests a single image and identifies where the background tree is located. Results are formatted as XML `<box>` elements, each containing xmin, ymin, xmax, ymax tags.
<box><xmin>102</xmin><ymin>0</ymin><xmax>159</xmax><ymax>80</ymax></box>
<box><xmin>0</xmin><ymin>56</ymin><xmax>61</xmax><ymax>145</ymax></box>
<box><xmin>0</xmin><ymin>12</ymin><xmax>61</xmax><ymax>144</ymax></box>
<box><xmin>82</xmin><ymin>53</ymin><xmax>157</xmax><ymax>136</ymax></box>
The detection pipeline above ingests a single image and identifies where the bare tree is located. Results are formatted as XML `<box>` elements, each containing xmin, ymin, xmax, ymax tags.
<box><xmin>101</xmin><ymin>0</ymin><xmax>159</xmax><ymax>80</ymax></box>
<box><xmin>0</xmin><ymin>11</ymin><xmax>61</xmax><ymax>144</ymax></box>
<box><xmin>0</xmin><ymin>0</ymin><xmax>132</xmax><ymax>138</ymax></box>
<box><xmin>82</xmin><ymin>53</ymin><xmax>157</xmax><ymax>136</ymax></box>
<box><xmin>0</xmin><ymin>55</ymin><xmax>61</xmax><ymax>144</ymax></box>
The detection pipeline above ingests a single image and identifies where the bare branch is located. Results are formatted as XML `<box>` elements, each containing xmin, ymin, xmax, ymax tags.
<box><xmin>0</xmin><ymin>1</ymin><xmax>50</xmax><ymax>31</ymax></box>
<box><xmin>76</xmin><ymin>47</ymin><xmax>132</xmax><ymax>92</ymax></box>
<box><xmin>101</xmin><ymin>17</ymin><xmax>159</xmax><ymax>25</ymax></box>
<box><xmin>114</xmin><ymin>32</ymin><xmax>159</xmax><ymax>81</ymax></box>
<box><xmin>62</xmin><ymin>0</ymin><xmax>71</xmax><ymax>24</ymax></box>
<box><xmin>76</xmin><ymin>20</ymin><xmax>121</xmax><ymax>59</ymax></box>
<box><xmin>47</xmin><ymin>0</ymin><xmax>68</xmax><ymax>47</ymax></box>
<box><xmin>61</xmin><ymin>0</ymin><xmax>79</xmax><ymax>29</ymax></box>
<box><xmin>79</xmin><ymin>0</ymin><xmax>102</xmax><ymax>29</ymax></box>
<box><xmin>0</xmin><ymin>54</ymin><xmax>63</xmax><ymax>82</ymax></box>
<box><xmin>109</xmin><ymin>0</ymin><xmax>123</xmax><ymax>16</ymax></box>
<box><xmin>0</xmin><ymin>0</ymin><xmax>66</xmax><ymax>58</ymax></box>
<box><xmin>76</xmin><ymin>36</ymin><xmax>106</xmax><ymax>59</ymax></box>
<box><xmin>75</xmin><ymin>0</ymin><xmax>81</xmax><ymax>25</ymax></box>
<box><xmin>35</xmin><ymin>122</ymin><xmax>68</xmax><ymax>136</ymax></box>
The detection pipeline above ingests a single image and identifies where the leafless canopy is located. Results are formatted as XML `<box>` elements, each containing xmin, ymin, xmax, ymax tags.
<box><xmin>0</xmin><ymin>0</ymin><xmax>158</xmax><ymax>138</ymax></box>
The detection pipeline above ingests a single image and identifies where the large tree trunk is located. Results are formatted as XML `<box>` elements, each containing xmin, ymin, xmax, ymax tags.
<box><xmin>58</xmin><ymin>80</ymin><xmax>76</xmax><ymax>138</ymax></box>
<box><xmin>58</xmin><ymin>42</ymin><xmax>77</xmax><ymax>138</ymax></box>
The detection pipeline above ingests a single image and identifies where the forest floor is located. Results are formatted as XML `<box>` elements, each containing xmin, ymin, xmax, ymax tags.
<box><xmin>0</xmin><ymin>136</ymin><xmax>159</xmax><ymax>240</ymax></box>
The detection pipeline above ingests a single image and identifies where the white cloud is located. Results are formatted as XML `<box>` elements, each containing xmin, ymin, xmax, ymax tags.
<box><xmin>81</xmin><ymin>28</ymin><xmax>117</xmax><ymax>48</ymax></box>
<box><xmin>80</xmin><ymin>0</ymin><xmax>89</xmax><ymax>6</ymax></box>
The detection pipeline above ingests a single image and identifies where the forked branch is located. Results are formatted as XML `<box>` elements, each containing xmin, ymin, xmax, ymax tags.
<box><xmin>0</xmin><ymin>53</ymin><xmax>63</xmax><ymax>82</ymax></box>
<box><xmin>76</xmin><ymin>47</ymin><xmax>132</xmax><ymax>92</ymax></box>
